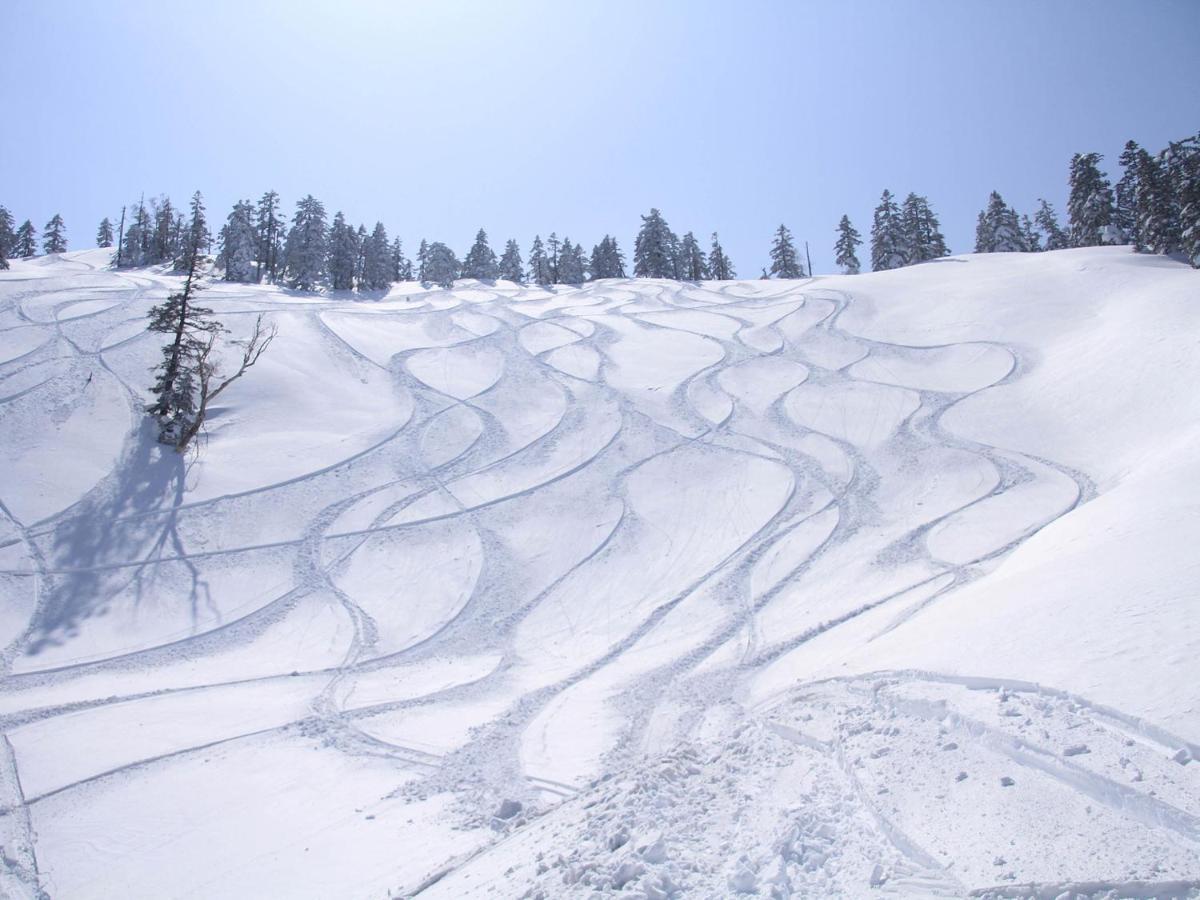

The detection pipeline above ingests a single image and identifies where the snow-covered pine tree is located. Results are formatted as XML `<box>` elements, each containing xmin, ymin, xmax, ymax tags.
<box><xmin>834</xmin><ymin>215</ymin><xmax>862</xmax><ymax>274</ymax></box>
<box><xmin>768</xmin><ymin>224</ymin><xmax>803</xmax><ymax>278</ymax></box>
<box><xmin>528</xmin><ymin>235</ymin><xmax>552</xmax><ymax>285</ymax></box>
<box><xmin>96</xmin><ymin>217</ymin><xmax>114</xmax><ymax>248</ymax></box>
<box><xmin>679</xmin><ymin>231</ymin><xmax>709</xmax><ymax>280</ymax></box>
<box><xmin>353</xmin><ymin>225</ymin><xmax>368</xmax><ymax>288</ymax></box>
<box><xmin>417</xmin><ymin>239</ymin><xmax>430</xmax><ymax>283</ymax></box>
<box><xmin>462</xmin><ymin>228</ymin><xmax>500</xmax><ymax>281</ymax></box>
<box><xmin>219</xmin><ymin>200</ymin><xmax>258</xmax><ymax>282</ymax></box>
<box><xmin>975</xmin><ymin>191</ymin><xmax>1025</xmax><ymax>252</ymax></box>
<box><xmin>15</xmin><ymin>220</ymin><xmax>37</xmax><ymax>258</ymax></box>
<box><xmin>147</xmin><ymin>192</ymin><xmax>274</xmax><ymax>452</ymax></box>
<box><xmin>546</xmin><ymin>233</ymin><xmax>562</xmax><ymax>283</ymax></box>
<box><xmin>42</xmin><ymin>214</ymin><xmax>67</xmax><ymax>254</ymax></box>
<box><xmin>870</xmin><ymin>190</ymin><xmax>906</xmax><ymax>271</ymax></box>
<box><xmin>1021</xmin><ymin>215</ymin><xmax>1042</xmax><ymax>252</ymax></box>
<box><xmin>1164</xmin><ymin>133</ymin><xmax>1200</xmax><ymax>266</ymax></box>
<box><xmin>498</xmin><ymin>239</ymin><xmax>523</xmax><ymax>282</ymax></box>
<box><xmin>327</xmin><ymin>212</ymin><xmax>358</xmax><ymax>290</ymax></box>
<box><xmin>1115</xmin><ymin>140</ymin><xmax>1143</xmax><ymax>245</ymax></box>
<box><xmin>557</xmin><ymin>239</ymin><xmax>586</xmax><ymax>284</ymax></box>
<box><xmin>708</xmin><ymin>233</ymin><xmax>734</xmax><ymax>279</ymax></box>
<box><xmin>283</xmin><ymin>195</ymin><xmax>329</xmax><ymax>290</ymax></box>
<box><xmin>1067</xmin><ymin>152</ymin><xmax>1118</xmax><ymax>247</ymax></box>
<box><xmin>176</xmin><ymin>192</ymin><xmax>209</xmax><ymax>271</ymax></box>
<box><xmin>899</xmin><ymin>194</ymin><xmax>949</xmax><ymax>262</ymax></box>
<box><xmin>254</xmin><ymin>190</ymin><xmax>283</xmax><ymax>282</ymax></box>
<box><xmin>0</xmin><ymin>206</ymin><xmax>15</xmax><ymax>269</ymax></box>
<box><xmin>423</xmin><ymin>242</ymin><xmax>460</xmax><ymax>288</ymax></box>
<box><xmin>391</xmin><ymin>238</ymin><xmax>413</xmax><ymax>281</ymax></box>
<box><xmin>634</xmin><ymin>208</ymin><xmax>678</xmax><ymax>278</ymax></box>
<box><xmin>152</xmin><ymin>197</ymin><xmax>176</xmax><ymax>262</ymax></box>
<box><xmin>361</xmin><ymin>222</ymin><xmax>392</xmax><ymax>290</ymax></box>
<box><xmin>1034</xmin><ymin>199</ymin><xmax>1068</xmax><ymax>250</ymax></box>
<box><xmin>588</xmin><ymin>236</ymin><xmax>626</xmax><ymax>280</ymax></box>
<box><xmin>119</xmin><ymin>200</ymin><xmax>149</xmax><ymax>267</ymax></box>
<box><xmin>1136</xmin><ymin>146</ymin><xmax>1180</xmax><ymax>255</ymax></box>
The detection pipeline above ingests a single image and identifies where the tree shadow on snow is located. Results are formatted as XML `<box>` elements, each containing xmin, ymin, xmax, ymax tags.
<box><xmin>25</xmin><ymin>420</ymin><xmax>214</xmax><ymax>657</ymax></box>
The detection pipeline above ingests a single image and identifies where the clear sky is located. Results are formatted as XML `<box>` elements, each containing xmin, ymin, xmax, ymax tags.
<box><xmin>2</xmin><ymin>0</ymin><xmax>1198</xmax><ymax>274</ymax></box>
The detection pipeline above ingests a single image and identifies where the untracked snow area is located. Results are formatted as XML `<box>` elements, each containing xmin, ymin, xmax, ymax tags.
<box><xmin>0</xmin><ymin>248</ymin><xmax>1198</xmax><ymax>899</ymax></box>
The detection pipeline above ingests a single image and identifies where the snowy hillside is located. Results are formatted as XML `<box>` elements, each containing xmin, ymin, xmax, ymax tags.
<box><xmin>0</xmin><ymin>247</ymin><xmax>1198</xmax><ymax>899</ymax></box>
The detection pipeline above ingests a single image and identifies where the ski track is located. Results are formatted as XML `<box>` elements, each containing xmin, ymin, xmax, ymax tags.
<box><xmin>0</xmin><ymin>253</ymin><xmax>1195</xmax><ymax>899</ymax></box>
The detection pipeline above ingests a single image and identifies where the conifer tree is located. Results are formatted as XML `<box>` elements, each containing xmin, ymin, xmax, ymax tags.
<box><xmin>556</xmin><ymin>239</ymin><xmax>586</xmax><ymax>284</ymax></box>
<box><xmin>975</xmin><ymin>191</ymin><xmax>1025</xmax><ymax>252</ymax></box>
<box><xmin>254</xmin><ymin>190</ymin><xmax>283</xmax><ymax>282</ymax></box>
<box><xmin>0</xmin><ymin>206</ymin><xmax>15</xmax><ymax>269</ymax></box>
<box><xmin>177</xmin><ymin>192</ymin><xmax>209</xmax><ymax>271</ymax></box>
<box><xmin>42</xmin><ymin>214</ymin><xmax>67</xmax><ymax>254</ymax></box>
<box><xmin>708</xmin><ymin>232</ymin><xmax>734</xmax><ymax>279</ymax></box>
<box><xmin>900</xmin><ymin>194</ymin><xmax>949</xmax><ymax>262</ymax></box>
<box><xmin>678</xmin><ymin>231</ymin><xmax>709</xmax><ymax>280</ymax></box>
<box><xmin>283</xmin><ymin>195</ymin><xmax>329</xmax><ymax>290</ymax></box>
<box><xmin>152</xmin><ymin>197</ymin><xmax>176</xmax><ymax>262</ymax></box>
<box><xmin>147</xmin><ymin>191</ymin><xmax>274</xmax><ymax>451</ymax></box>
<box><xmin>768</xmin><ymin>224</ymin><xmax>803</xmax><ymax>278</ymax></box>
<box><xmin>546</xmin><ymin>232</ymin><xmax>562</xmax><ymax>283</ymax></box>
<box><xmin>417</xmin><ymin>239</ymin><xmax>430</xmax><ymax>283</ymax></box>
<box><xmin>327</xmin><ymin>212</ymin><xmax>358</xmax><ymax>290</ymax></box>
<box><xmin>834</xmin><ymin>215</ymin><xmax>862</xmax><ymax>274</ymax></box>
<box><xmin>423</xmin><ymin>241</ymin><xmax>460</xmax><ymax>288</ymax></box>
<box><xmin>498</xmin><ymin>239</ymin><xmax>523</xmax><ymax>282</ymax></box>
<box><xmin>870</xmin><ymin>190</ymin><xmax>906</xmax><ymax>271</ymax></box>
<box><xmin>1034</xmin><ymin>199</ymin><xmax>1069</xmax><ymax>250</ymax></box>
<box><xmin>1067</xmin><ymin>152</ymin><xmax>1118</xmax><ymax>247</ymax></box>
<box><xmin>96</xmin><ymin>217</ymin><xmax>114</xmax><ymax>248</ymax></box>
<box><xmin>354</xmin><ymin>225</ymin><xmax>368</xmax><ymax>287</ymax></box>
<box><xmin>361</xmin><ymin>222</ymin><xmax>392</xmax><ymax>290</ymax></box>
<box><xmin>589</xmin><ymin>236</ymin><xmax>626</xmax><ymax>280</ymax></box>
<box><xmin>219</xmin><ymin>200</ymin><xmax>258</xmax><ymax>282</ymax></box>
<box><xmin>1164</xmin><ymin>133</ymin><xmax>1200</xmax><ymax>266</ymax></box>
<box><xmin>528</xmin><ymin>235</ymin><xmax>552</xmax><ymax>285</ymax></box>
<box><xmin>120</xmin><ymin>200</ymin><xmax>150</xmax><ymax>267</ymax></box>
<box><xmin>1115</xmin><ymin>140</ymin><xmax>1143</xmax><ymax>244</ymax></box>
<box><xmin>15</xmin><ymin>220</ymin><xmax>37</xmax><ymax>258</ymax></box>
<box><xmin>462</xmin><ymin>228</ymin><xmax>500</xmax><ymax>280</ymax></box>
<box><xmin>633</xmin><ymin>208</ymin><xmax>679</xmax><ymax>278</ymax></box>
<box><xmin>1135</xmin><ymin>148</ymin><xmax>1179</xmax><ymax>255</ymax></box>
<box><xmin>391</xmin><ymin>238</ymin><xmax>412</xmax><ymax>281</ymax></box>
<box><xmin>1021</xmin><ymin>215</ymin><xmax>1042</xmax><ymax>252</ymax></box>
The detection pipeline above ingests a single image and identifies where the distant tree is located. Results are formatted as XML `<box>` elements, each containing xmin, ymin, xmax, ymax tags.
<box><xmin>176</xmin><ymin>192</ymin><xmax>209</xmax><ymax>271</ymax></box>
<box><xmin>254</xmin><ymin>190</ymin><xmax>283</xmax><ymax>283</ymax></box>
<box><xmin>423</xmin><ymin>241</ymin><xmax>460</xmax><ymax>288</ymax></box>
<box><xmin>678</xmin><ymin>231</ymin><xmax>709</xmax><ymax>280</ymax></box>
<box><xmin>557</xmin><ymin>238</ymin><xmax>586</xmax><ymax>284</ymax></box>
<box><xmin>219</xmin><ymin>200</ymin><xmax>258</xmax><ymax>282</ymax></box>
<box><xmin>634</xmin><ymin>208</ymin><xmax>679</xmax><ymax>278</ymax></box>
<box><xmin>416</xmin><ymin>239</ymin><xmax>430</xmax><ymax>283</ymax></box>
<box><xmin>147</xmin><ymin>193</ymin><xmax>274</xmax><ymax>451</ymax></box>
<box><xmin>0</xmin><ymin>206</ymin><xmax>14</xmax><ymax>269</ymax></box>
<box><xmin>283</xmin><ymin>195</ymin><xmax>329</xmax><ymax>290</ymax></box>
<box><xmin>120</xmin><ymin>199</ymin><xmax>150</xmax><ymax>267</ymax></box>
<box><xmin>360</xmin><ymin>222</ymin><xmax>392</xmax><ymax>290</ymax></box>
<box><xmin>546</xmin><ymin>232</ymin><xmax>562</xmax><ymax>283</ymax></box>
<box><xmin>327</xmin><ymin>212</ymin><xmax>358</xmax><ymax>290</ymax></box>
<box><xmin>708</xmin><ymin>232</ymin><xmax>734</xmax><ymax>279</ymax></box>
<box><xmin>589</xmin><ymin>235</ymin><xmax>626</xmax><ymax>280</ymax></box>
<box><xmin>834</xmin><ymin>215</ymin><xmax>862</xmax><ymax>274</ymax></box>
<box><xmin>1067</xmin><ymin>152</ymin><xmax>1118</xmax><ymax>247</ymax></box>
<box><xmin>900</xmin><ymin>194</ymin><xmax>949</xmax><ymax>262</ymax></box>
<box><xmin>462</xmin><ymin>228</ymin><xmax>500</xmax><ymax>280</ymax></box>
<box><xmin>42</xmin><ymin>214</ymin><xmax>67</xmax><ymax>254</ymax></box>
<box><xmin>391</xmin><ymin>238</ymin><xmax>413</xmax><ymax>282</ymax></box>
<box><xmin>96</xmin><ymin>217</ymin><xmax>114</xmax><ymax>248</ymax></box>
<box><xmin>1164</xmin><ymin>133</ymin><xmax>1200</xmax><ymax>266</ymax></box>
<box><xmin>975</xmin><ymin>191</ymin><xmax>1025</xmax><ymax>252</ymax></box>
<box><xmin>15</xmin><ymin>220</ymin><xmax>37</xmax><ymax>258</ymax></box>
<box><xmin>528</xmin><ymin>235</ymin><xmax>552</xmax><ymax>285</ymax></box>
<box><xmin>498</xmin><ymin>239</ymin><xmax>524</xmax><ymax>282</ymax></box>
<box><xmin>1135</xmin><ymin>148</ymin><xmax>1180</xmax><ymax>255</ymax></box>
<box><xmin>768</xmin><ymin>224</ymin><xmax>803</xmax><ymax>278</ymax></box>
<box><xmin>870</xmin><ymin>190</ymin><xmax>906</xmax><ymax>271</ymax></box>
<box><xmin>1021</xmin><ymin>215</ymin><xmax>1042</xmax><ymax>252</ymax></box>
<box><xmin>1115</xmin><ymin>140</ymin><xmax>1143</xmax><ymax>244</ymax></box>
<box><xmin>1034</xmin><ymin>199</ymin><xmax>1069</xmax><ymax>250</ymax></box>
<box><xmin>151</xmin><ymin>196</ymin><xmax>176</xmax><ymax>263</ymax></box>
<box><xmin>354</xmin><ymin>224</ymin><xmax>368</xmax><ymax>287</ymax></box>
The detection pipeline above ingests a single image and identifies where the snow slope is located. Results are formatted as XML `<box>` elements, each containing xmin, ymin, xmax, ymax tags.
<box><xmin>0</xmin><ymin>248</ymin><xmax>1197</xmax><ymax>899</ymax></box>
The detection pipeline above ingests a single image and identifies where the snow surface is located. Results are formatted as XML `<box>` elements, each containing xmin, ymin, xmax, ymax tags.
<box><xmin>0</xmin><ymin>248</ymin><xmax>1198</xmax><ymax>899</ymax></box>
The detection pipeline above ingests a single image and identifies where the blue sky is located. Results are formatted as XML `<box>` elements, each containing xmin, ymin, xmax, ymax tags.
<box><xmin>2</xmin><ymin>0</ymin><xmax>1198</xmax><ymax>274</ymax></box>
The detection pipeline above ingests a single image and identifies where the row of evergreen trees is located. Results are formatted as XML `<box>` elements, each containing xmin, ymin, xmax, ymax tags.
<box><xmin>3</xmin><ymin>132</ymin><xmax>1197</xmax><ymax>276</ymax></box>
